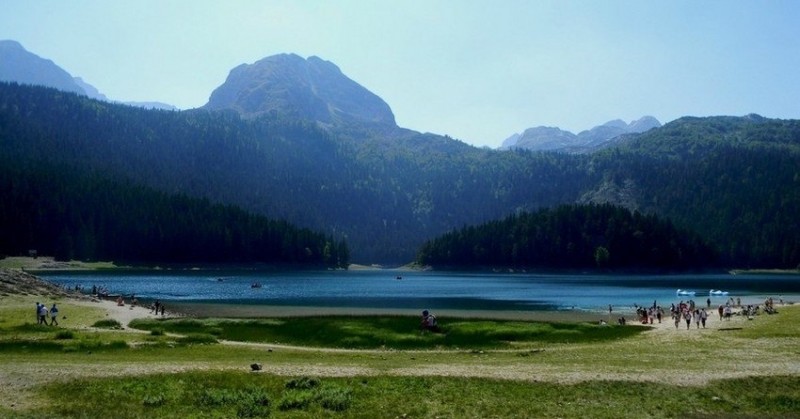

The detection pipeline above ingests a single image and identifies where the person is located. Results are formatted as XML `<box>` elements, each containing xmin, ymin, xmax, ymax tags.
<box><xmin>160</xmin><ymin>304</ymin><xmax>165</xmax><ymax>316</ymax></box>
<box><xmin>700</xmin><ymin>308</ymin><xmax>708</xmax><ymax>328</ymax></box>
<box><xmin>35</xmin><ymin>302</ymin><xmax>41</xmax><ymax>324</ymax></box>
<box><xmin>38</xmin><ymin>303</ymin><xmax>48</xmax><ymax>326</ymax></box>
<box><xmin>420</xmin><ymin>310</ymin><xmax>440</xmax><ymax>333</ymax></box>
<box><xmin>706</xmin><ymin>298</ymin><xmax>711</xmax><ymax>308</ymax></box>
<box><xmin>684</xmin><ymin>310</ymin><xmax>692</xmax><ymax>329</ymax></box>
<box><xmin>50</xmin><ymin>303</ymin><xmax>59</xmax><ymax>326</ymax></box>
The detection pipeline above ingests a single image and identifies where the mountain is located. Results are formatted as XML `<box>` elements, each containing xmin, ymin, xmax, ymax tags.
<box><xmin>0</xmin><ymin>40</ymin><xmax>177</xmax><ymax>111</ymax></box>
<box><xmin>501</xmin><ymin>116</ymin><xmax>661</xmax><ymax>153</ymax></box>
<box><xmin>1</xmin><ymin>47</ymin><xmax>798</xmax><ymax>269</ymax></box>
<box><xmin>0</xmin><ymin>40</ymin><xmax>86</xmax><ymax>95</ymax></box>
<box><xmin>203</xmin><ymin>54</ymin><xmax>396</xmax><ymax>128</ymax></box>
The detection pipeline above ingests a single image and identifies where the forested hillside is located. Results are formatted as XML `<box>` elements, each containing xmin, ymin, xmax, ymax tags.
<box><xmin>0</xmin><ymin>83</ymin><xmax>592</xmax><ymax>263</ymax></box>
<box><xmin>417</xmin><ymin>204</ymin><xmax>717</xmax><ymax>270</ymax></box>
<box><xmin>586</xmin><ymin>115</ymin><xmax>800</xmax><ymax>269</ymax></box>
<box><xmin>2</xmin><ymin>83</ymin><xmax>799</xmax><ymax>268</ymax></box>
<box><xmin>0</xmin><ymin>161</ymin><xmax>348</xmax><ymax>267</ymax></box>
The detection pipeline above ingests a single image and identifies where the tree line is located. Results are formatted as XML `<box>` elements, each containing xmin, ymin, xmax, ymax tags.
<box><xmin>0</xmin><ymin>161</ymin><xmax>349</xmax><ymax>267</ymax></box>
<box><xmin>416</xmin><ymin>204</ymin><xmax>718</xmax><ymax>271</ymax></box>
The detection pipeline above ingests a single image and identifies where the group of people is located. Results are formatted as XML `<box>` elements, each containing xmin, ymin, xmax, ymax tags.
<box><xmin>35</xmin><ymin>302</ymin><xmax>59</xmax><ymax>326</ymax></box>
<box><xmin>150</xmin><ymin>299</ymin><xmax>166</xmax><ymax>316</ymax></box>
<box><xmin>631</xmin><ymin>302</ymin><xmax>666</xmax><ymax>325</ymax></box>
<box><xmin>670</xmin><ymin>301</ymin><xmax>710</xmax><ymax>329</ymax></box>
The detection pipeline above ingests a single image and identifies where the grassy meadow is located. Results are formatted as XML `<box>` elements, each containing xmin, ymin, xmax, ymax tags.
<box><xmin>1</xmin><ymin>293</ymin><xmax>799</xmax><ymax>418</ymax></box>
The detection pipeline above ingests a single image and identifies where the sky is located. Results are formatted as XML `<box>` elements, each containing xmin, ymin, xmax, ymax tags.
<box><xmin>2</xmin><ymin>0</ymin><xmax>799</xmax><ymax>148</ymax></box>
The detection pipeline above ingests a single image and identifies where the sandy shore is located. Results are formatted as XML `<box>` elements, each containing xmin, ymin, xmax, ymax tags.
<box><xmin>73</xmin><ymin>297</ymin><xmax>174</xmax><ymax>327</ymax></box>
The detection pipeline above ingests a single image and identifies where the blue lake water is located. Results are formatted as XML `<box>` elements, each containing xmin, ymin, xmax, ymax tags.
<box><xmin>40</xmin><ymin>270</ymin><xmax>800</xmax><ymax>314</ymax></box>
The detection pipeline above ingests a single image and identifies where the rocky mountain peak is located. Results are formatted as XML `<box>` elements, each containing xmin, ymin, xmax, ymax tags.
<box><xmin>502</xmin><ymin>116</ymin><xmax>662</xmax><ymax>153</ymax></box>
<box><xmin>204</xmin><ymin>53</ymin><xmax>396</xmax><ymax>127</ymax></box>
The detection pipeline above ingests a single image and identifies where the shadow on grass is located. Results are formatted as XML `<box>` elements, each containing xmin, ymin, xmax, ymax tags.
<box><xmin>129</xmin><ymin>316</ymin><xmax>646</xmax><ymax>350</ymax></box>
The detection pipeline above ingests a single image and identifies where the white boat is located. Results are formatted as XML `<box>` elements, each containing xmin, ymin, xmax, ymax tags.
<box><xmin>676</xmin><ymin>289</ymin><xmax>696</xmax><ymax>296</ymax></box>
<box><xmin>709</xmin><ymin>289</ymin><xmax>729</xmax><ymax>296</ymax></box>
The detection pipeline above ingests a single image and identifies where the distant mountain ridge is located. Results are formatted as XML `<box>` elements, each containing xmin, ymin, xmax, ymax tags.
<box><xmin>203</xmin><ymin>53</ymin><xmax>396</xmax><ymax>128</ymax></box>
<box><xmin>0</xmin><ymin>40</ymin><xmax>177</xmax><ymax>111</ymax></box>
<box><xmin>0</xmin><ymin>40</ymin><xmax>85</xmax><ymax>95</ymax></box>
<box><xmin>501</xmin><ymin>116</ymin><xmax>661</xmax><ymax>153</ymax></box>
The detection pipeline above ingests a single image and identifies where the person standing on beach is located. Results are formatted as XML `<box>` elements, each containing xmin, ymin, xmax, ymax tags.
<box><xmin>684</xmin><ymin>310</ymin><xmax>691</xmax><ymax>329</ymax></box>
<box><xmin>50</xmin><ymin>303</ymin><xmax>59</xmax><ymax>326</ymax></box>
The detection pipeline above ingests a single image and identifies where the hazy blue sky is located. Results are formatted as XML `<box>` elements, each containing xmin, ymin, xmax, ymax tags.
<box><xmin>2</xmin><ymin>0</ymin><xmax>799</xmax><ymax>147</ymax></box>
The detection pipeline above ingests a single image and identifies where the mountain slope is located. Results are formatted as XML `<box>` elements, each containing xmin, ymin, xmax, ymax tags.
<box><xmin>0</xmin><ymin>40</ymin><xmax>86</xmax><ymax>95</ymax></box>
<box><xmin>204</xmin><ymin>54</ymin><xmax>395</xmax><ymax>127</ymax></box>
<box><xmin>0</xmin><ymin>40</ymin><xmax>177</xmax><ymax>111</ymax></box>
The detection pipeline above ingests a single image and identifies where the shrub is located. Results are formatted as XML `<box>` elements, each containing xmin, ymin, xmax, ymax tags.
<box><xmin>278</xmin><ymin>391</ymin><xmax>314</xmax><ymax>411</ymax></box>
<box><xmin>285</xmin><ymin>376</ymin><xmax>320</xmax><ymax>390</ymax></box>
<box><xmin>55</xmin><ymin>330</ymin><xmax>75</xmax><ymax>340</ymax></box>
<box><xmin>177</xmin><ymin>333</ymin><xmax>218</xmax><ymax>345</ymax></box>
<box><xmin>93</xmin><ymin>319</ymin><xmax>123</xmax><ymax>329</ymax></box>
<box><xmin>142</xmin><ymin>394</ymin><xmax>166</xmax><ymax>407</ymax></box>
<box><xmin>317</xmin><ymin>386</ymin><xmax>352</xmax><ymax>411</ymax></box>
<box><xmin>198</xmin><ymin>386</ymin><xmax>271</xmax><ymax>417</ymax></box>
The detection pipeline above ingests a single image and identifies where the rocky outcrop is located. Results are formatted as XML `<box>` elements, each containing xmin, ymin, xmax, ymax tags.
<box><xmin>204</xmin><ymin>54</ymin><xmax>396</xmax><ymax>127</ymax></box>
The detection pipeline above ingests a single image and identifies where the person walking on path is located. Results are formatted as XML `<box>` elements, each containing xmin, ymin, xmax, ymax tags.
<box><xmin>38</xmin><ymin>303</ymin><xmax>48</xmax><ymax>326</ymax></box>
<box><xmin>49</xmin><ymin>303</ymin><xmax>59</xmax><ymax>326</ymax></box>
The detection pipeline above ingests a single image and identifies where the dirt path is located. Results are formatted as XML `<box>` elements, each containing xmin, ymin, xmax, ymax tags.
<box><xmin>73</xmin><ymin>297</ymin><xmax>175</xmax><ymax>328</ymax></box>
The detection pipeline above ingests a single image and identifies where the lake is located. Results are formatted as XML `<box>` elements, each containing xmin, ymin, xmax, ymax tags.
<box><xmin>39</xmin><ymin>270</ymin><xmax>800</xmax><ymax>315</ymax></box>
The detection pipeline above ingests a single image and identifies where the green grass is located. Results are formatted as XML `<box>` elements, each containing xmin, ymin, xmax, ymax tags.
<box><xmin>29</xmin><ymin>371</ymin><xmax>800</xmax><ymax>418</ymax></box>
<box><xmin>129</xmin><ymin>315</ymin><xmax>644</xmax><ymax>349</ymax></box>
<box><xmin>731</xmin><ymin>303</ymin><xmax>800</xmax><ymax>338</ymax></box>
<box><xmin>4</xmin><ymin>294</ymin><xmax>800</xmax><ymax>418</ymax></box>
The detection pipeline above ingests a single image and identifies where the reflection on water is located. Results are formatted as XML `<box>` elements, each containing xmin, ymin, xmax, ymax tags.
<box><xmin>41</xmin><ymin>270</ymin><xmax>800</xmax><ymax>314</ymax></box>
